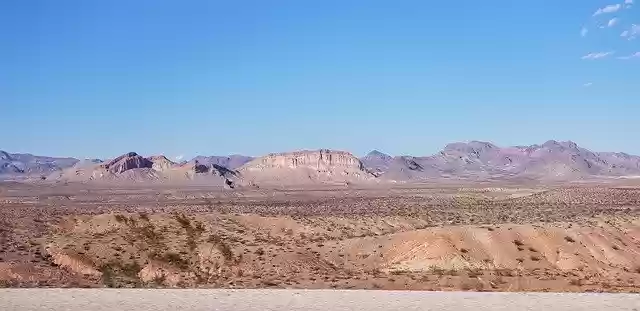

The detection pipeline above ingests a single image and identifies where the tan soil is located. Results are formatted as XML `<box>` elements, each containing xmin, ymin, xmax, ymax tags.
<box><xmin>1</xmin><ymin>182</ymin><xmax>640</xmax><ymax>292</ymax></box>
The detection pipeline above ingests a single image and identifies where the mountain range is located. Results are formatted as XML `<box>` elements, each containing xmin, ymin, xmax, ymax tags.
<box><xmin>2</xmin><ymin>140</ymin><xmax>639</xmax><ymax>184</ymax></box>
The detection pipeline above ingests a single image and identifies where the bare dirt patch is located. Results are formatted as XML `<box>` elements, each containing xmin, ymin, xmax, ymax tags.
<box><xmin>1</xmin><ymin>183</ymin><xmax>640</xmax><ymax>292</ymax></box>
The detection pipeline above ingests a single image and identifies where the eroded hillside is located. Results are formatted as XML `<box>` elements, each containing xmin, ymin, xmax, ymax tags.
<box><xmin>1</xmin><ymin>184</ymin><xmax>640</xmax><ymax>292</ymax></box>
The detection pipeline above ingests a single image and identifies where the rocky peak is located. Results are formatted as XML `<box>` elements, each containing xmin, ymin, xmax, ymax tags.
<box><xmin>101</xmin><ymin>152</ymin><xmax>153</xmax><ymax>174</ymax></box>
<box><xmin>365</xmin><ymin>150</ymin><xmax>391</xmax><ymax>158</ymax></box>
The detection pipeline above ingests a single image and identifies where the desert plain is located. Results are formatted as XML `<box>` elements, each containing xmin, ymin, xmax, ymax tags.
<box><xmin>2</xmin><ymin>181</ymin><xmax>640</xmax><ymax>293</ymax></box>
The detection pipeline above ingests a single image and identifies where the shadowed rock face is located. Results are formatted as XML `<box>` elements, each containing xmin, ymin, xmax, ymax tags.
<box><xmin>101</xmin><ymin>152</ymin><xmax>153</xmax><ymax>174</ymax></box>
<box><xmin>191</xmin><ymin>155</ymin><xmax>253</xmax><ymax>170</ymax></box>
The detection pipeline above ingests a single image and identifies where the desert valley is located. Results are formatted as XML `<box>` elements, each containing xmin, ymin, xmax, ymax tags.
<box><xmin>1</xmin><ymin>140</ymin><xmax>640</xmax><ymax>292</ymax></box>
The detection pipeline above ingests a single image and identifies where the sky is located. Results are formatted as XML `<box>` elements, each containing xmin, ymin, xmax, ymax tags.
<box><xmin>1</xmin><ymin>0</ymin><xmax>638</xmax><ymax>160</ymax></box>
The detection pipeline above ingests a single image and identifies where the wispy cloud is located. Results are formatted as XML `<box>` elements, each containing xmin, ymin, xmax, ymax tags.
<box><xmin>621</xmin><ymin>24</ymin><xmax>640</xmax><ymax>39</ymax></box>
<box><xmin>583</xmin><ymin>82</ymin><xmax>593</xmax><ymax>87</ymax></box>
<box><xmin>593</xmin><ymin>4</ymin><xmax>622</xmax><ymax>16</ymax></box>
<box><xmin>625</xmin><ymin>0</ymin><xmax>634</xmax><ymax>7</ymax></box>
<box><xmin>580</xmin><ymin>27</ymin><xmax>588</xmax><ymax>37</ymax></box>
<box><xmin>607</xmin><ymin>18</ymin><xmax>619</xmax><ymax>27</ymax></box>
<box><xmin>581</xmin><ymin>51</ymin><xmax>615</xmax><ymax>59</ymax></box>
<box><xmin>175</xmin><ymin>155</ymin><xmax>184</xmax><ymax>161</ymax></box>
<box><xmin>618</xmin><ymin>52</ymin><xmax>640</xmax><ymax>59</ymax></box>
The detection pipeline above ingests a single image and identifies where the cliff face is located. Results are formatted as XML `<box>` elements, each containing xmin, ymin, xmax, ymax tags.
<box><xmin>239</xmin><ymin>149</ymin><xmax>373</xmax><ymax>185</ymax></box>
<box><xmin>246</xmin><ymin>149</ymin><xmax>365</xmax><ymax>171</ymax></box>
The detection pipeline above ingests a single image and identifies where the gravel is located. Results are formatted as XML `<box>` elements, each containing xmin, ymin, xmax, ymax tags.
<box><xmin>1</xmin><ymin>289</ymin><xmax>639</xmax><ymax>311</ymax></box>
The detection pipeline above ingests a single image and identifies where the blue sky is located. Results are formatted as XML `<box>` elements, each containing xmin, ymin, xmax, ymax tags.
<box><xmin>1</xmin><ymin>0</ymin><xmax>638</xmax><ymax>159</ymax></box>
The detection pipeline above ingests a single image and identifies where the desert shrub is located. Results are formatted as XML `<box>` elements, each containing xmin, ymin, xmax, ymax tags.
<box><xmin>114</xmin><ymin>214</ymin><xmax>127</xmax><ymax>223</ymax></box>
<box><xmin>153</xmin><ymin>252</ymin><xmax>190</xmax><ymax>270</ymax></box>
<box><xmin>121</xmin><ymin>261</ymin><xmax>142</xmax><ymax>278</ymax></box>
<box><xmin>100</xmin><ymin>265</ymin><xmax>115</xmax><ymax>288</ymax></box>
<box><xmin>513</xmin><ymin>239</ymin><xmax>524</xmax><ymax>247</ymax></box>
<box><xmin>564</xmin><ymin>236</ymin><xmax>575</xmax><ymax>243</ymax></box>
<box><xmin>138</xmin><ymin>212</ymin><xmax>150</xmax><ymax>221</ymax></box>
<box><xmin>173</xmin><ymin>213</ymin><xmax>191</xmax><ymax>229</ymax></box>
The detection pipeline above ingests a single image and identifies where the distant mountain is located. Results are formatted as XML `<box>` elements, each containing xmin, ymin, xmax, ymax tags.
<box><xmin>50</xmin><ymin>152</ymin><xmax>238</xmax><ymax>186</ymax></box>
<box><xmin>0</xmin><ymin>150</ymin><xmax>79</xmax><ymax>179</ymax></box>
<box><xmin>4</xmin><ymin>140</ymin><xmax>640</xmax><ymax>184</ymax></box>
<box><xmin>368</xmin><ymin>140</ymin><xmax>640</xmax><ymax>181</ymax></box>
<box><xmin>191</xmin><ymin>155</ymin><xmax>254</xmax><ymax>170</ymax></box>
<box><xmin>360</xmin><ymin>150</ymin><xmax>393</xmax><ymax>176</ymax></box>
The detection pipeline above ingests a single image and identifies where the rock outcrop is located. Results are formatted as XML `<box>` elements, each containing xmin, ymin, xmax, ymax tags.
<box><xmin>239</xmin><ymin>149</ymin><xmax>374</xmax><ymax>185</ymax></box>
<box><xmin>101</xmin><ymin>152</ymin><xmax>153</xmax><ymax>174</ymax></box>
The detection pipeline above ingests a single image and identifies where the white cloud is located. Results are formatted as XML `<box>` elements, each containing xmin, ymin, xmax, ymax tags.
<box><xmin>621</xmin><ymin>24</ymin><xmax>640</xmax><ymax>39</ymax></box>
<box><xmin>626</xmin><ymin>0</ymin><xmax>633</xmax><ymax>4</ymax></box>
<box><xmin>593</xmin><ymin>4</ymin><xmax>622</xmax><ymax>16</ymax></box>
<box><xmin>580</xmin><ymin>27</ymin><xmax>588</xmax><ymax>37</ymax></box>
<box><xmin>618</xmin><ymin>52</ymin><xmax>640</xmax><ymax>59</ymax></box>
<box><xmin>607</xmin><ymin>18</ymin><xmax>619</xmax><ymax>27</ymax></box>
<box><xmin>581</xmin><ymin>51</ymin><xmax>615</xmax><ymax>59</ymax></box>
<box><xmin>583</xmin><ymin>82</ymin><xmax>593</xmax><ymax>87</ymax></box>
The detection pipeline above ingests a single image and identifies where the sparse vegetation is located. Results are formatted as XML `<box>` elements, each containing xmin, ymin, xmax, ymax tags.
<box><xmin>2</xmin><ymin>184</ymin><xmax>640</xmax><ymax>291</ymax></box>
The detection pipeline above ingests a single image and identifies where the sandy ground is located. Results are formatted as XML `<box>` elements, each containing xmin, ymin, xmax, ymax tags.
<box><xmin>1</xmin><ymin>289</ymin><xmax>639</xmax><ymax>311</ymax></box>
<box><xmin>2</xmin><ymin>183</ymin><xmax>640</xmax><ymax>291</ymax></box>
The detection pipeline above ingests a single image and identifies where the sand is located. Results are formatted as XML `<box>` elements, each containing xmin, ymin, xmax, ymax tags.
<box><xmin>1</xmin><ymin>289</ymin><xmax>640</xmax><ymax>311</ymax></box>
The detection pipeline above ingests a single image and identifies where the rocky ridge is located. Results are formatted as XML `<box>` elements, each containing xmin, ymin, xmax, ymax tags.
<box><xmin>238</xmin><ymin>149</ymin><xmax>375</xmax><ymax>185</ymax></box>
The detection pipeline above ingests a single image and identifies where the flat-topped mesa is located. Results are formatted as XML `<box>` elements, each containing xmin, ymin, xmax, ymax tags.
<box><xmin>238</xmin><ymin>149</ymin><xmax>374</xmax><ymax>185</ymax></box>
<box><xmin>101</xmin><ymin>152</ymin><xmax>153</xmax><ymax>174</ymax></box>
<box><xmin>246</xmin><ymin>149</ymin><xmax>365</xmax><ymax>171</ymax></box>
